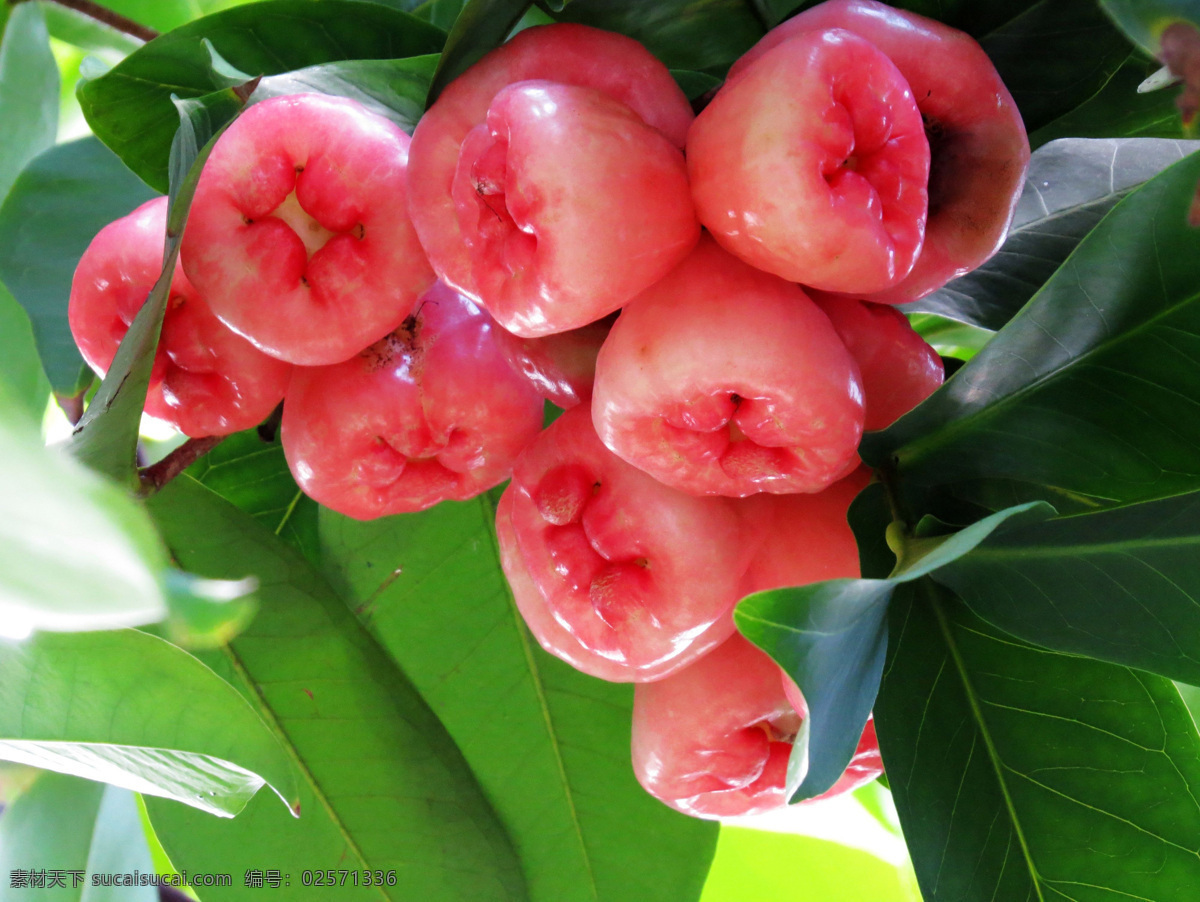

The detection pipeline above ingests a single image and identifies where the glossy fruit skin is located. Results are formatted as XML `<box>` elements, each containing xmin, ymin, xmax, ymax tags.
<box><xmin>812</xmin><ymin>295</ymin><xmax>944</xmax><ymax>430</ymax></box>
<box><xmin>494</xmin><ymin>313</ymin><xmax>616</xmax><ymax>409</ymax></box>
<box><xmin>781</xmin><ymin>677</ymin><xmax>884</xmax><ymax>801</ymax></box>
<box><xmin>498</xmin><ymin>405</ymin><xmax>750</xmax><ymax>682</ymax></box>
<box><xmin>407</xmin><ymin>23</ymin><xmax>694</xmax><ymax>304</ymax></box>
<box><xmin>69</xmin><ymin>196</ymin><xmax>291</xmax><ymax>437</ymax></box>
<box><xmin>592</xmin><ymin>236</ymin><xmax>865</xmax><ymax>497</ymax></box>
<box><xmin>182</xmin><ymin>93</ymin><xmax>435</xmax><ymax>366</ymax></box>
<box><xmin>632</xmin><ymin>632</ymin><xmax>802</xmax><ymax>819</ymax></box>
<box><xmin>689</xmin><ymin>28</ymin><xmax>930</xmax><ymax>294</ymax></box>
<box><xmin>449</xmin><ymin>80</ymin><xmax>699</xmax><ymax>336</ymax></box>
<box><xmin>281</xmin><ymin>281</ymin><xmax>543</xmax><ymax>520</ymax></box>
<box><xmin>730</xmin><ymin>0</ymin><xmax>1030</xmax><ymax>304</ymax></box>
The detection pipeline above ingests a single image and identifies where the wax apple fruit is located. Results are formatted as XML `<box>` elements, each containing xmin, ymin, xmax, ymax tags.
<box><xmin>69</xmin><ymin>196</ymin><xmax>291</xmax><ymax>437</ymax></box>
<box><xmin>408</xmin><ymin>23</ymin><xmax>694</xmax><ymax>308</ymax></box>
<box><xmin>730</xmin><ymin>0</ymin><xmax>1029</xmax><ymax>303</ymax></box>
<box><xmin>494</xmin><ymin>314</ymin><xmax>615</xmax><ymax>409</ymax></box>
<box><xmin>813</xmin><ymin>295</ymin><xmax>944</xmax><ymax>430</ymax></box>
<box><xmin>182</xmin><ymin>93</ymin><xmax>435</xmax><ymax>366</ymax></box>
<box><xmin>498</xmin><ymin>405</ymin><xmax>749</xmax><ymax>681</ymax></box>
<box><xmin>281</xmin><ymin>281</ymin><xmax>543</xmax><ymax>520</ymax></box>
<box><xmin>592</xmin><ymin>236</ymin><xmax>865</xmax><ymax>497</ymax></box>
<box><xmin>688</xmin><ymin>28</ymin><xmax>930</xmax><ymax>294</ymax></box>
<box><xmin>632</xmin><ymin>633</ymin><xmax>801</xmax><ymax>818</ymax></box>
<box><xmin>449</xmin><ymin>80</ymin><xmax>698</xmax><ymax>336</ymax></box>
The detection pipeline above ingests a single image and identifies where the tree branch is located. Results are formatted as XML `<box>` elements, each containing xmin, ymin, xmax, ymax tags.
<box><xmin>10</xmin><ymin>0</ymin><xmax>159</xmax><ymax>42</ymax></box>
<box><xmin>139</xmin><ymin>435</ymin><xmax>224</xmax><ymax>494</ymax></box>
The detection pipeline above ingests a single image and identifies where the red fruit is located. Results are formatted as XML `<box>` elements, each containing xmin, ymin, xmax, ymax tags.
<box><xmin>449</xmin><ymin>80</ymin><xmax>699</xmax><ymax>336</ymax></box>
<box><xmin>591</xmin><ymin>236</ymin><xmax>865</xmax><ymax>497</ymax></box>
<box><xmin>812</xmin><ymin>296</ymin><xmax>944</xmax><ymax>430</ymax></box>
<box><xmin>494</xmin><ymin>314</ymin><xmax>615</xmax><ymax>409</ymax></box>
<box><xmin>730</xmin><ymin>0</ymin><xmax>1030</xmax><ymax>303</ymax></box>
<box><xmin>408</xmin><ymin>23</ymin><xmax>694</xmax><ymax>308</ymax></box>
<box><xmin>182</xmin><ymin>93</ymin><xmax>435</xmax><ymax>366</ymax></box>
<box><xmin>281</xmin><ymin>282</ymin><xmax>543</xmax><ymax>520</ymax></box>
<box><xmin>68</xmin><ymin>196</ymin><xmax>291</xmax><ymax>437</ymax></box>
<box><xmin>688</xmin><ymin>28</ymin><xmax>930</xmax><ymax>294</ymax></box>
<box><xmin>498</xmin><ymin>405</ymin><xmax>750</xmax><ymax>681</ymax></box>
<box><xmin>632</xmin><ymin>633</ymin><xmax>801</xmax><ymax>818</ymax></box>
<box><xmin>781</xmin><ymin>677</ymin><xmax>884</xmax><ymax>801</ymax></box>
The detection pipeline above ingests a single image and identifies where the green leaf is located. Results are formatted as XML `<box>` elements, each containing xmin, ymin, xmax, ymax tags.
<box><xmin>77</xmin><ymin>0</ymin><xmax>445</xmax><ymax>193</ymax></box>
<box><xmin>908</xmin><ymin>138</ymin><xmax>1200</xmax><ymax>332</ymax></box>
<box><xmin>0</xmin><ymin>138</ymin><xmax>156</xmax><ymax>394</ymax></box>
<box><xmin>547</xmin><ymin>0</ymin><xmax>765</xmax><ymax>73</ymax></box>
<box><xmin>0</xmin><ymin>773</ymin><xmax>156</xmax><ymax>902</ymax></box>
<box><xmin>671</xmin><ymin>69</ymin><xmax>721</xmax><ymax>101</ymax></box>
<box><xmin>0</xmin><ymin>629</ymin><xmax>298</xmax><ymax>818</ymax></box>
<box><xmin>317</xmin><ymin>497</ymin><xmax>718</xmax><ymax>902</ymax></box>
<box><xmin>428</xmin><ymin>0</ymin><xmax>529</xmax><ymax>104</ymax></box>
<box><xmin>41</xmin><ymin>4</ymin><xmax>144</xmax><ymax>59</ymax></box>
<box><xmin>865</xmin><ymin>148</ymin><xmax>1200</xmax><ymax>517</ymax></box>
<box><xmin>906</xmin><ymin>314</ymin><xmax>993</xmax><ymax>361</ymax></box>
<box><xmin>932</xmin><ymin>489</ymin><xmax>1200</xmax><ymax>686</ymax></box>
<box><xmin>876</xmin><ymin>579</ymin><xmax>1200</xmax><ymax>900</ymax></box>
<box><xmin>100</xmin><ymin>0</ymin><xmax>262</xmax><ymax>35</ymax></box>
<box><xmin>0</xmin><ymin>279</ymin><xmax>51</xmax><ymax>421</ymax></box>
<box><xmin>1099</xmin><ymin>0</ymin><xmax>1200</xmax><ymax>56</ymax></box>
<box><xmin>144</xmin><ymin>477</ymin><xmax>527</xmax><ymax>901</ymax></box>
<box><xmin>0</xmin><ymin>2</ymin><xmax>58</xmax><ymax>207</ymax></box>
<box><xmin>735</xmin><ymin>493</ymin><xmax>1050</xmax><ymax>802</ymax></box>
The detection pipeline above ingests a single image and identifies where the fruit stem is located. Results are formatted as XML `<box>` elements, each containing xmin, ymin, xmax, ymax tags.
<box><xmin>138</xmin><ymin>435</ymin><xmax>224</xmax><ymax>495</ymax></box>
<box><xmin>9</xmin><ymin>0</ymin><xmax>159</xmax><ymax>42</ymax></box>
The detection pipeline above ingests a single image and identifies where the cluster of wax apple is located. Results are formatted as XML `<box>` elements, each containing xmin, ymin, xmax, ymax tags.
<box><xmin>67</xmin><ymin>0</ymin><xmax>1028</xmax><ymax>820</ymax></box>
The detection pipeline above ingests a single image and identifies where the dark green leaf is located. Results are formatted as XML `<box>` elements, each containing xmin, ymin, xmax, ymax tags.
<box><xmin>671</xmin><ymin>69</ymin><xmax>721</xmax><ymax>101</ymax></box>
<box><xmin>77</xmin><ymin>0</ymin><xmax>445</xmax><ymax>192</ymax></box>
<box><xmin>0</xmin><ymin>138</ymin><xmax>157</xmax><ymax>393</ymax></box>
<box><xmin>908</xmin><ymin>137</ymin><xmax>1200</xmax><ymax>331</ymax></box>
<box><xmin>0</xmin><ymin>774</ymin><xmax>156</xmax><ymax>902</ymax></box>
<box><xmin>145</xmin><ymin>478</ymin><xmax>526</xmax><ymax>901</ymax></box>
<box><xmin>933</xmin><ymin>490</ymin><xmax>1200</xmax><ymax>686</ymax></box>
<box><xmin>318</xmin><ymin>497</ymin><xmax>717</xmax><ymax>902</ymax></box>
<box><xmin>1099</xmin><ymin>0</ymin><xmax>1200</xmax><ymax>56</ymax></box>
<box><xmin>865</xmin><ymin>149</ymin><xmax>1200</xmax><ymax>516</ymax></box>
<box><xmin>0</xmin><ymin>279</ymin><xmax>51</xmax><ymax>421</ymax></box>
<box><xmin>428</xmin><ymin>0</ymin><xmax>530</xmax><ymax>104</ymax></box>
<box><xmin>876</xmin><ymin>580</ymin><xmax>1200</xmax><ymax>900</ymax></box>
<box><xmin>0</xmin><ymin>629</ymin><xmax>298</xmax><ymax>817</ymax></box>
<box><xmin>0</xmin><ymin>2</ymin><xmax>58</xmax><ymax>207</ymax></box>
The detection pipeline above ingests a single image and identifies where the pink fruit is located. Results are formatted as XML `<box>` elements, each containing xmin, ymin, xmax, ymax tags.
<box><xmin>729</xmin><ymin>0</ymin><xmax>1030</xmax><ymax>303</ymax></box>
<box><xmin>281</xmin><ymin>281</ymin><xmax>543</xmax><ymax>520</ymax></box>
<box><xmin>781</xmin><ymin>676</ymin><xmax>884</xmax><ymax>801</ymax></box>
<box><xmin>498</xmin><ymin>405</ymin><xmax>750</xmax><ymax>681</ymax></box>
<box><xmin>69</xmin><ymin>196</ymin><xmax>291</xmax><ymax>437</ymax></box>
<box><xmin>812</xmin><ymin>295</ymin><xmax>944</xmax><ymax>430</ymax></box>
<box><xmin>449</xmin><ymin>80</ymin><xmax>699</xmax><ymax>336</ymax></box>
<box><xmin>494</xmin><ymin>314</ymin><xmax>616</xmax><ymax>409</ymax></box>
<box><xmin>632</xmin><ymin>632</ymin><xmax>801</xmax><ymax>818</ymax></box>
<box><xmin>688</xmin><ymin>28</ymin><xmax>930</xmax><ymax>294</ymax></box>
<box><xmin>591</xmin><ymin>236</ymin><xmax>865</xmax><ymax>497</ymax></box>
<box><xmin>408</xmin><ymin>23</ymin><xmax>694</xmax><ymax>306</ymax></box>
<box><xmin>181</xmin><ymin>93</ymin><xmax>435</xmax><ymax>366</ymax></box>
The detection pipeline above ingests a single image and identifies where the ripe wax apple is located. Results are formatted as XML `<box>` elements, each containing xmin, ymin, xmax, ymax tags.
<box><xmin>781</xmin><ymin>677</ymin><xmax>884</xmax><ymax>801</ymax></box>
<box><xmin>631</xmin><ymin>633</ymin><xmax>801</xmax><ymax>819</ymax></box>
<box><xmin>281</xmin><ymin>281</ymin><xmax>543</xmax><ymax>520</ymax></box>
<box><xmin>449</xmin><ymin>80</ymin><xmax>699</xmax><ymax>336</ymax></box>
<box><xmin>729</xmin><ymin>0</ymin><xmax>1030</xmax><ymax>304</ymax></box>
<box><xmin>498</xmin><ymin>405</ymin><xmax>749</xmax><ymax>681</ymax></box>
<box><xmin>688</xmin><ymin>28</ymin><xmax>930</xmax><ymax>294</ymax></box>
<box><xmin>407</xmin><ymin>23</ymin><xmax>694</xmax><ymax>306</ymax></box>
<box><xmin>181</xmin><ymin>93</ymin><xmax>435</xmax><ymax>366</ymax></box>
<box><xmin>493</xmin><ymin>313</ymin><xmax>615</xmax><ymax>409</ymax></box>
<box><xmin>69</xmin><ymin>196</ymin><xmax>291</xmax><ymax>437</ymax></box>
<box><xmin>592</xmin><ymin>236</ymin><xmax>865</xmax><ymax>497</ymax></box>
<box><xmin>812</xmin><ymin>295</ymin><xmax>944</xmax><ymax>430</ymax></box>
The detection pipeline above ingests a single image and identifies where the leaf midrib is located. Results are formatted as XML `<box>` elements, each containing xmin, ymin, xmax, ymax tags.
<box><xmin>966</xmin><ymin>532</ymin><xmax>1200</xmax><ymax>561</ymax></box>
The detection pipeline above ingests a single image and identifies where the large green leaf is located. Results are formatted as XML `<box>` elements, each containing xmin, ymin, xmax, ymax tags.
<box><xmin>0</xmin><ymin>2</ymin><xmax>58</xmax><ymax>207</ymax></box>
<box><xmin>0</xmin><ymin>138</ymin><xmax>156</xmax><ymax>394</ymax></box>
<box><xmin>908</xmin><ymin>137</ymin><xmax>1200</xmax><ymax>332</ymax></box>
<box><xmin>0</xmin><ymin>280</ymin><xmax>51</xmax><ymax>421</ymax></box>
<box><xmin>931</xmin><ymin>489</ymin><xmax>1200</xmax><ymax>686</ymax></box>
<box><xmin>318</xmin><ymin>497</ymin><xmax>718</xmax><ymax>902</ymax></box>
<box><xmin>876</xmin><ymin>579</ymin><xmax>1200</xmax><ymax>900</ymax></box>
<box><xmin>735</xmin><ymin>485</ymin><xmax>1050</xmax><ymax>802</ymax></box>
<box><xmin>0</xmin><ymin>629</ymin><xmax>297</xmax><ymax>818</ymax></box>
<box><xmin>0</xmin><ymin>773</ymin><xmax>156</xmax><ymax>902</ymax></box>
<box><xmin>864</xmin><ymin>148</ymin><xmax>1200</xmax><ymax>517</ymax></box>
<box><xmin>144</xmin><ymin>478</ymin><xmax>526</xmax><ymax>901</ymax></box>
<box><xmin>77</xmin><ymin>0</ymin><xmax>445</xmax><ymax>192</ymax></box>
